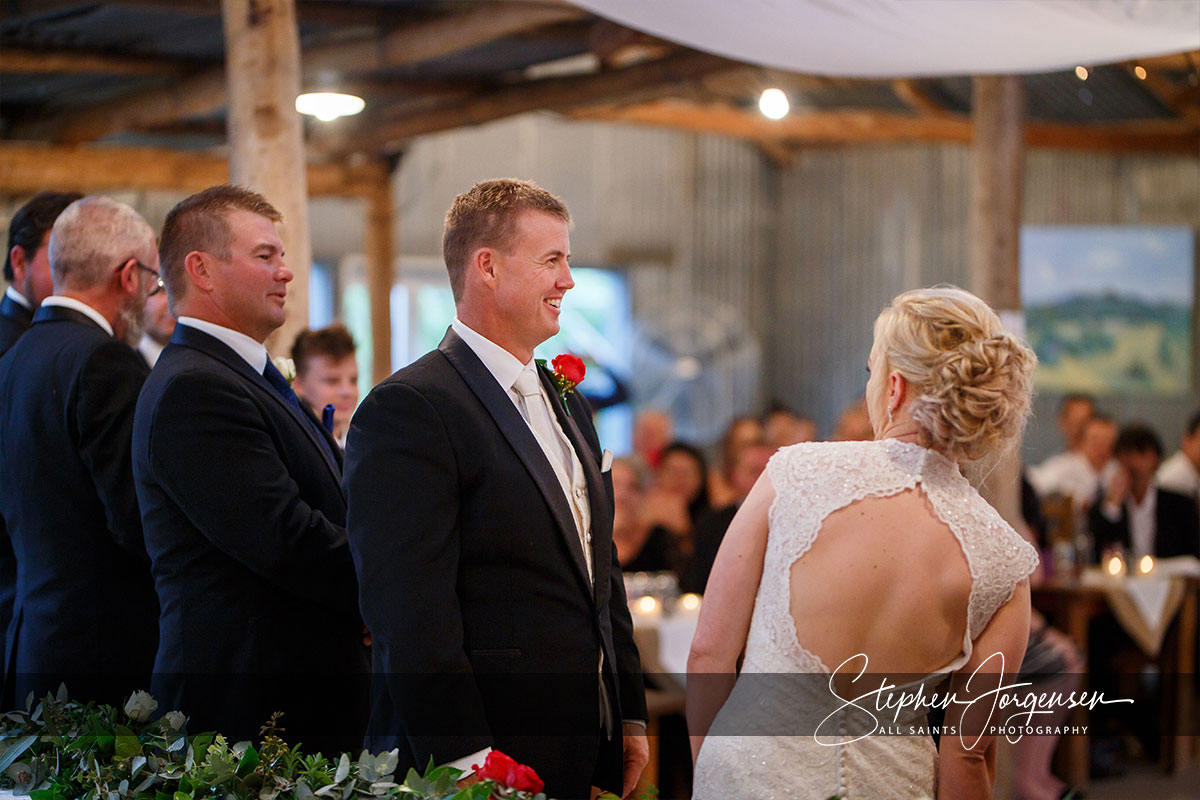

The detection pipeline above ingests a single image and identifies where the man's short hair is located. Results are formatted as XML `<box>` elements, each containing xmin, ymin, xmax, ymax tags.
<box><xmin>48</xmin><ymin>196</ymin><xmax>156</xmax><ymax>291</ymax></box>
<box><xmin>442</xmin><ymin>179</ymin><xmax>571</xmax><ymax>303</ymax></box>
<box><xmin>159</xmin><ymin>185</ymin><xmax>282</xmax><ymax>310</ymax></box>
<box><xmin>1058</xmin><ymin>393</ymin><xmax>1095</xmax><ymax>418</ymax></box>
<box><xmin>292</xmin><ymin>323</ymin><xmax>356</xmax><ymax>376</ymax></box>
<box><xmin>1114</xmin><ymin>423</ymin><xmax>1163</xmax><ymax>459</ymax></box>
<box><xmin>5</xmin><ymin>191</ymin><xmax>83</xmax><ymax>281</ymax></box>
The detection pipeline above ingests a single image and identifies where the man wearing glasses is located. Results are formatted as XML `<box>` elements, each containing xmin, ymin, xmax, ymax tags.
<box><xmin>0</xmin><ymin>195</ymin><xmax>161</xmax><ymax>708</ymax></box>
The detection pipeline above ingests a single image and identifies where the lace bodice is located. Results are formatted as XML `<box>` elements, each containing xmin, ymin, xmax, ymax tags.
<box><xmin>692</xmin><ymin>439</ymin><xmax>1039</xmax><ymax>800</ymax></box>
<box><xmin>750</xmin><ymin>438</ymin><xmax>1039</xmax><ymax>676</ymax></box>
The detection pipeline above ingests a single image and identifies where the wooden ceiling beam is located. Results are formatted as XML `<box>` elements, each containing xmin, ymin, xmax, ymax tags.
<box><xmin>0</xmin><ymin>141</ymin><xmax>384</xmax><ymax>197</ymax></box>
<box><xmin>1123</xmin><ymin>64</ymin><xmax>1200</xmax><ymax>122</ymax></box>
<box><xmin>891</xmin><ymin>79</ymin><xmax>949</xmax><ymax>115</ymax></box>
<box><xmin>334</xmin><ymin>49</ymin><xmax>736</xmax><ymax>153</ymax></box>
<box><xmin>0</xmin><ymin>46</ymin><xmax>189</xmax><ymax>76</ymax></box>
<box><xmin>569</xmin><ymin>100</ymin><xmax>1200</xmax><ymax>154</ymax></box>
<box><xmin>11</xmin><ymin>1</ymin><xmax>586</xmax><ymax>144</ymax></box>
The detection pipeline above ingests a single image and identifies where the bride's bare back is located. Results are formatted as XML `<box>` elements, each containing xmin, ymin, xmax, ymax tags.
<box><xmin>789</xmin><ymin>488</ymin><xmax>972</xmax><ymax>676</ymax></box>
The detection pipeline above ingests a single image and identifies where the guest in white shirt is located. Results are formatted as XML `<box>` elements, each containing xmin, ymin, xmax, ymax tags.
<box><xmin>1089</xmin><ymin>423</ymin><xmax>1200</xmax><ymax>562</ymax></box>
<box><xmin>1157</xmin><ymin>410</ymin><xmax>1200</xmax><ymax>499</ymax></box>
<box><xmin>136</xmin><ymin>283</ymin><xmax>175</xmax><ymax>367</ymax></box>
<box><xmin>1029</xmin><ymin>413</ymin><xmax>1118</xmax><ymax>506</ymax></box>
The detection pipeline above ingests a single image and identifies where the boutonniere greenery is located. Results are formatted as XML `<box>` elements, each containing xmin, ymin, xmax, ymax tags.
<box><xmin>536</xmin><ymin>354</ymin><xmax>586</xmax><ymax>415</ymax></box>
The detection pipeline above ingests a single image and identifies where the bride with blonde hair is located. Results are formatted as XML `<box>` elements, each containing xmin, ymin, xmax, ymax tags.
<box><xmin>688</xmin><ymin>286</ymin><xmax>1039</xmax><ymax>799</ymax></box>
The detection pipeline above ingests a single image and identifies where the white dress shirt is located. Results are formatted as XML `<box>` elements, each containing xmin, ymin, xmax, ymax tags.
<box><xmin>1157</xmin><ymin>451</ymin><xmax>1200</xmax><ymax>498</ymax></box>
<box><xmin>41</xmin><ymin>296</ymin><xmax>112</xmax><ymax>336</ymax></box>
<box><xmin>1029</xmin><ymin>451</ymin><xmax>1117</xmax><ymax>506</ymax></box>
<box><xmin>177</xmin><ymin>316</ymin><xmax>267</xmax><ymax>373</ymax></box>
<box><xmin>137</xmin><ymin>333</ymin><xmax>167</xmax><ymax>367</ymax></box>
<box><xmin>5</xmin><ymin>286</ymin><xmax>31</xmax><ymax>310</ymax></box>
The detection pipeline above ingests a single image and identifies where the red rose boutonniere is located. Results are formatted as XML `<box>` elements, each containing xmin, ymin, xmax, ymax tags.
<box><xmin>536</xmin><ymin>353</ymin><xmax>586</xmax><ymax>415</ymax></box>
<box><xmin>472</xmin><ymin>750</ymin><xmax>545</xmax><ymax>795</ymax></box>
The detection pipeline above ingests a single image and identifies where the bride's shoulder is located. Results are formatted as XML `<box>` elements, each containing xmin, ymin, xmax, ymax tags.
<box><xmin>766</xmin><ymin>439</ymin><xmax>879</xmax><ymax>481</ymax></box>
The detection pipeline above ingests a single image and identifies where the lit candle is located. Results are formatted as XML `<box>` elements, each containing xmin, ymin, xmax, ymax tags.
<box><xmin>633</xmin><ymin>595</ymin><xmax>662</xmax><ymax>621</ymax></box>
<box><xmin>1138</xmin><ymin>555</ymin><xmax>1154</xmax><ymax>575</ymax></box>
<box><xmin>1106</xmin><ymin>554</ymin><xmax>1125</xmax><ymax>576</ymax></box>
<box><xmin>679</xmin><ymin>593</ymin><xmax>702</xmax><ymax>612</ymax></box>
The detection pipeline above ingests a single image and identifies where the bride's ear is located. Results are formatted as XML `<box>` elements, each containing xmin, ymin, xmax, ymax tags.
<box><xmin>888</xmin><ymin>371</ymin><xmax>907</xmax><ymax>414</ymax></box>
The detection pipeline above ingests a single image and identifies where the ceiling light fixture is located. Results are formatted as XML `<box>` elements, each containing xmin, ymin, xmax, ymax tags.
<box><xmin>759</xmin><ymin>87</ymin><xmax>790</xmax><ymax>120</ymax></box>
<box><xmin>295</xmin><ymin>91</ymin><xmax>365</xmax><ymax>122</ymax></box>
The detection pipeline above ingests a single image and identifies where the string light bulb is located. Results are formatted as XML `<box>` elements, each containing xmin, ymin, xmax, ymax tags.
<box><xmin>1074</xmin><ymin>66</ymin><xmax>1089</xmax><ymax>81</ymax></box>
<box><xmin>1133</xmin><ymin>65</ymin><xmax>1147</xmax><ymax>80</ymax></box>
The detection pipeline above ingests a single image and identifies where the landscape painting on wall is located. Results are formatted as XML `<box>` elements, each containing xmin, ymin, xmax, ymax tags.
<box><xmin>1020</xmin><ymin>225</ymin><xmax>1194</xmax><ymax>396</ymax></box>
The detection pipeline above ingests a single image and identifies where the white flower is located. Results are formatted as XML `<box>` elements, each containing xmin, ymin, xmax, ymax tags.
<box><xmin>123</xmin><ymin>690</ymin><xmax>158</xmax><ymax>722</ymax></box>
<box><xmin>163</xmin><ymin>710</ymin><xmax>186</xmax><ymax>730</ymax></box>
<box><xmin>272</xmin><ymin>356</ymin><xmax>296</xmax><ymax>383</ymax></box>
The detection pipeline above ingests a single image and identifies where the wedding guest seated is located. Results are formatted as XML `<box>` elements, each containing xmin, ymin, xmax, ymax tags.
<box><xmin>709</xmin><ymin>415</ymin><xmax>764</xmax><ymax>508</ymax></box>
<box><xmin>1157</xmin><ymin>409</ymin><xmax>1200</xmax><ymax>500</ymax></box>
<box><xmin>633</xmin><ymin>408</ymin><xmax>673</xmax><ymax>469</ymax></box>
<box><xmin>611</xmin><ymin>458</ymin><xmax>681</xmax><ymax>574</ymax></box>
<box><xmin>136</xmin><ymin>283</ymin><xmax>175</xmax><ymax>367</ymax></box>
<box><xmin>291</xmin><ymin>323</ymin><xmax>359</xmax><ymax>450</ymax></box>
<box><xmin>831</xmin><ymin>397</ymin><xmax>873</xmax><ymax>441</ymax></box>
<box><xmin>684</xmin><ymin>443</ymin><xmax>774</xmax><ymax>594</ymax></box>
<box><xmin>643</xmin><ymin>441</ymin><xmax>711</xmax><ymax>559</ymax></box>
<box><xmin>1089</xmin><ymin>423</ymin><xmax>1200</xmax><ymax>562</ymax></box>
<box><xmin>763</xmin><ymin>403</ymin><xmax>816</xmax><ymax>449</ymax></box>
<box><xmin>1029</xmin><ymin>413</ymin><xmax>1118</xmax><ymax>507</ymax></box>
<box><xmin>1033</xmin><ymin>393</ymin><xmax>1096</xmax><ymax>473</ymax></box>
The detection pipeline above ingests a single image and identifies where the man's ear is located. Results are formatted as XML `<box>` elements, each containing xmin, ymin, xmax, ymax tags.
<box><xmin>472</xmin><ymin>246</ymin><xmax>498</xmax><ymax>286</ymax></box>
<box><xmin>183</xmin><ymin>250</ymin><xmax>213</xmax><ymax>292</ymax></box>
<box><xmin>115</xmin><ymin>257</ymin><xmax>140</xmax><ymax>295</ymax></box>
<box><xmin>8</xmin><ymin>245</ymin><xmax>27</xmax><ymax>284</ymax></box>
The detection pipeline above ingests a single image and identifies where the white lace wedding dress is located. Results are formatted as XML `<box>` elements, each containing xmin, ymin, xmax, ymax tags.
<box><xmin>692</xmin><ymin>439</ymin><xmax>1039</xmax><ymax>800</ymax></box>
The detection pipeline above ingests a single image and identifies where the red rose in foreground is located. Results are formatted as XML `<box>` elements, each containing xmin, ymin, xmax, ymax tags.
<box><xmin>472</xmin><ymin>750</ymin><xmax>544</xmax><ymax>794</ymax></box>
<box><xmin>551</xmin><ymin>353</ymin><xmax>585</xmax><ymax>387</ymax></box>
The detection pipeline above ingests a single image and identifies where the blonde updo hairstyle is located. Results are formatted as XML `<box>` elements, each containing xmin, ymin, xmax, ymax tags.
<box><xmin>873</xmin><ymin>286</ymin><xmax>1036</xmax><ymax>461</ymax></box>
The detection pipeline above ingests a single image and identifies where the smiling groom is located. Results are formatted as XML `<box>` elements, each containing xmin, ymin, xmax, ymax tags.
<box><xmin>344</xmin><ymin>179</ymin><xmax>648</xmax><ymax>799</ymax></box>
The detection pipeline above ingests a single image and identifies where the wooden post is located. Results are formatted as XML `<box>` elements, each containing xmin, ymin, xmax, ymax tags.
<box><xmin>221</xmin><ymin>0</ymin><xmax>311</xmax><ymax>354</ymax></box>
<box><xmin>365</xmin><ymin>162</ymin><xmax>394</xmax><ymax>383</ymax></box>
<box><xmin>969</xmin><ymin>75</ymin><xmax>1026</xmax><ymax>529</ymax></box>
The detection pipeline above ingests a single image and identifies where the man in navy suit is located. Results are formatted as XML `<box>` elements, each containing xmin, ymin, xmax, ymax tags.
<box><xmin>344</xmin><ymin>179</ymin><xmax>647</xmax><ymax>799</ymax></box>
<box><xmin>0</xmin><ymin>195</ymin><xmax>160</xmax><ymax>706</ymax></box>
<box><xmin>133</xmin><ymin>185</ymin><xmax>366</xmax><ymax>747</ymax></box>
<box><xmin>0</xmin><ymin>190</ymin><xmax>82</xmax><ymax>696</ymax></box>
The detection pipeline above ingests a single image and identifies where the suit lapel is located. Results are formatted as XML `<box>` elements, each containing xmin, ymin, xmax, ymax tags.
<box><xmin>438</xmin><ymin>329</ymin><xmax>593</xmax><ymax>595</ymax></box>
<box><xmin>169</xmin><ymin>325</ymin><xmax>342</xmax><ymax>482</ymax></box>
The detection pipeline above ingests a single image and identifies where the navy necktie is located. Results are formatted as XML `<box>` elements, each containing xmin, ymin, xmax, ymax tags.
<box><xmin>263</xmin><ymin>360</ymin><xmax>336</xmax><ymax>463</ymax></box>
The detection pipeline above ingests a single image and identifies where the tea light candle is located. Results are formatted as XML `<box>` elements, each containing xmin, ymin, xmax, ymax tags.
<box><xmin>1106</xmin><ymin>554</ymin><xmax>1125</xmax><ymax>577</ymax></box>
<box><xmin>1138</xmin><ymin>555</ymin><xmax>1154</xmax><ymax>575</ymax></box>
<box><xmin>679</xmin><ymin>593</ymin><xmax>702</xmax><ymax>612</ymax></box>
<box><xmin>632</xmin><ymin>595</ymin><xmax>662</xmax><ymax>621</ymax></box>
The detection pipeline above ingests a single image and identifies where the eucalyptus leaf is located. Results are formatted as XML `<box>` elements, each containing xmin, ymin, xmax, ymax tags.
<box><xmin>372</xmin><ymin>750</ymin><xmax>398</xmax><ymax>777</ymax></box>
<box><xmin>333</xmin><ymin>753</ymin><xmax>350</xmax><ymax>783</ymax></box>
<box><xmin>0</xmin><ymin>733</ymin><xmax>37</xmax><ymax>774</ymax></box>
<box><xmin>131</xmin><ymin>754</ymin><xmax>148</xmax><ymax>776</ymax></box>
<box><xmin>134</xmin><ymin>772</ymin><xmax>157</xmax><ymax>793</ymax></box>
<box><xmin>118</xmin><ymin>779</ymin><xmax>129</xmax><ymax>793</ymax></box>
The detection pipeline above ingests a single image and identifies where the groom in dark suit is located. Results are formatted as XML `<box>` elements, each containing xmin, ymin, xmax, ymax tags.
<box><xmin>133</xmin><ymin>185</ymin><xmax>366</xmax><ymax>746</ymax></box>
<box><xmin>344</xmin><ymin>179</ymin><xmax>647</xmax><ymax>799</ymax></box>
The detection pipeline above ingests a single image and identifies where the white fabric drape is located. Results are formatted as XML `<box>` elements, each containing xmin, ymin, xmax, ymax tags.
<box><xmin>570</xmin><ymin>0</ymin><xmax>1200</xmax><ymax>77</ymax></box>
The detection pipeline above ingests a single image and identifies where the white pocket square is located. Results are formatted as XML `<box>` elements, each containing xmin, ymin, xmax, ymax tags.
<box><xmin>600</xmin><ymin>449</ymin><xmax>613</xmax><ymax>472</ymax></box>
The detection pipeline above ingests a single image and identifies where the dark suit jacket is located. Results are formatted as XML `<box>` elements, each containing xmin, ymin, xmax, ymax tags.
<box><xmin>1088</xmin><ymin>486</ymin><xmax>1200</xmax><ymax>562</ymax></box>
<box><xmin>344</xmin><ymin>329</ymin><xmax>647</xmax><ymax>799</ymax></box>
<box><xmin>0</xmin><ymin>292</ymin><xmax>33</xmax><ymax>697</ymax></box>
<box><xmin>0</xmin><ymin>304</ymin><xmax>157</xmax><ymax>707</ymax></box>
<box><xmin>132</xmin><ymin>323</ymin><xmax>367</xmax><ymax>746</ymax></box>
